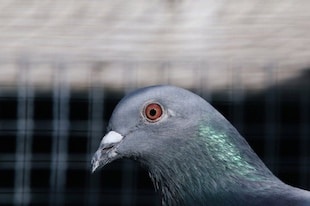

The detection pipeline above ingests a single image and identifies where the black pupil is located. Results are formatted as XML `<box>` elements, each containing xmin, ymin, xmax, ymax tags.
<box><xmin>149</xmin><ymin>108</ymin><xmax>157</xmax><ymax>116</ymax></box>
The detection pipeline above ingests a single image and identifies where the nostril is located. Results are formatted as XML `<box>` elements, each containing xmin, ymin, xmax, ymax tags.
<box><xmin>102</xmin><ymin>144</ymin><xmax>115</xmax><ymax>152</ymax></box>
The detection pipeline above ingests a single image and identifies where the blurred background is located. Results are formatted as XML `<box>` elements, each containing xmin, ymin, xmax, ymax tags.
<box><xmin>0</xmin><ymin>0</ymin><xmax>310</xmax><ymax>205</ymax></box>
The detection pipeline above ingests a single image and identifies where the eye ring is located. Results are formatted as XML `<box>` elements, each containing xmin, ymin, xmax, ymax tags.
<box><xmin>143</xmin><ymin>103</ymin><xmax>164</xmax><ymax>122</ymax></box>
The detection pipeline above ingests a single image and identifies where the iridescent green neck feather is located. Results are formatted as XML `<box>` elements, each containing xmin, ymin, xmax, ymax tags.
<box><xmin>144</xmin><ymin>122</ymin><xmax>280</xmax><ymax>206</ymax></box>
<box><xmin>198</xmin><ymin>125</ymin><xmax>262</xmax><ymax>180</ymax></box>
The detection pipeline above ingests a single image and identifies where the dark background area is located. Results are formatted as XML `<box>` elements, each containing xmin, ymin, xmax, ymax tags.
<box><xmin>0</xmin><ymin>67</ymin><xmax>309</xmax><ymax>206</ymax></box>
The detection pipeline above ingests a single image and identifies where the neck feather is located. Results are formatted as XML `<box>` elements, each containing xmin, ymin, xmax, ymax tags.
<box><xmin>142</xmin><ymin>125</ymin><xmax>280</xmax><ymax>206</ymax></box>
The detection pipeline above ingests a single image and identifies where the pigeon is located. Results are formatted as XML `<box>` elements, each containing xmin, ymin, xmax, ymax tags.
<box><xmin>91</xmin><ymin>85</ymin><xmax>310</xmax><ymax>206</ymax></box>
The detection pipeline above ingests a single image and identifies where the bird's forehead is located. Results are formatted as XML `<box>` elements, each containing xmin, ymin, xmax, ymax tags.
<box><xmin>108</xmin><ymin>86</ymin><xmax>177</xmax><ymax>129</ymax></box>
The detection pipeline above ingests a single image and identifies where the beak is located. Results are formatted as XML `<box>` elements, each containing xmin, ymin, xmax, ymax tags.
<box><xmin>91</xmin><ymin>131</ymin><xmax>124</xmax><ymax>173</ymax></box>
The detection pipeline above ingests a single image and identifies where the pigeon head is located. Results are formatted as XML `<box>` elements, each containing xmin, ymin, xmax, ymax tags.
<box><xmin>91</xmin><ymin>85</ymin><xmax>209</xmax><ymax>172</ymax></box>
<box><xmin>91</xmin><ymin>85</ymin><xmax>310</xmax><ymax>206</ymax></box>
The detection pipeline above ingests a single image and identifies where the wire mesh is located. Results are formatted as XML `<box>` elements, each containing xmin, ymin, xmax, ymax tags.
<box><xmin>0</xmin><ymin>60</ymin><xmax>309</xmax><ymax>206</ymax></box>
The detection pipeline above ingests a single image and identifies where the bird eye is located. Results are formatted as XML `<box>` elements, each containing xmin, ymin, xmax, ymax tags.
<box><xmin>144</xmin><ymin>103</ymin><xmax>163</xmax><ymax>122</ymax></box>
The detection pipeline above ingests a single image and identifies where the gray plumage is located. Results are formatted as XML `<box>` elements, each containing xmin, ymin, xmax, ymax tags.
<box><xmin>91</xmin><ymin>85</ymin><xmax>310</xmax><ymax>206</ymax></box>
